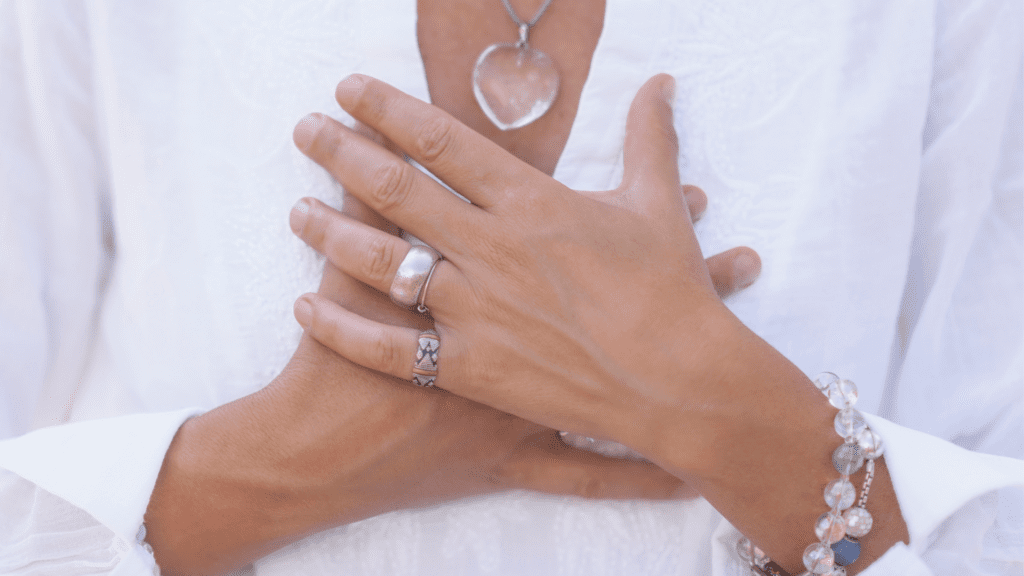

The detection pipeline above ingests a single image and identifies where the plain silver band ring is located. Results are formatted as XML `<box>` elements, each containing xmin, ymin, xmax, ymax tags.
<box><xmin>389</xmin><ymin>245</ymin><xmax>442</xmax><ymax>308</ymax></box>
<box><xmin>412</xmin><ymin>329</ymin><xmax>440</xmax><ymax>387</ymax></box>
<box><xmin>416</xmin><ymin>257</ymin><xmax>443</xmax><ymax>314</ymax></box>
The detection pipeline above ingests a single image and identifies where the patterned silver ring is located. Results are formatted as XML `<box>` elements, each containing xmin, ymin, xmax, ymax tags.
<box><xmin>389</xmin><ymin>245</ymin><xmax>442</xmax><ymax>308</ymax></box>
<box><xmin>412</xmin><ymin>330</ymin><xmax>440</xmax><ymax>387</ymax></box>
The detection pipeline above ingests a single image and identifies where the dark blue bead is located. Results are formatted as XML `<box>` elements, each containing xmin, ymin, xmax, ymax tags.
<box><xmin>831</xmin><ymin>536</ymin><xmax>861</xmax><ymax>566</ymax></box>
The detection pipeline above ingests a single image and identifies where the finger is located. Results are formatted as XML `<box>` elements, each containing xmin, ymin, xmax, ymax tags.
<box><xmin>345</xmin><ymin>121</ymin><xmax>411</xmax><ymax>235</ymax></box>
<box><xmin>706</xmin><ymin>246</ymin><xmax>761</xmax><ymax>298</ymax></box>
<box><xmin>682</xmin><ymin>185</ymin><xmax>707</xmax><ymax>221</ymax></box>
<box><xmin>294</xmin><ymin>293</ymin><xmax>423</xmax><ymax>381</ymax></box>
<box><xmin>621</xmin><ymin>74</ymin><xmax>683</xmax><ymax>210</ymax></box>
<box><xmin>505</xmin><ymin>431</ymin><xmax>696</xmax><ymax>500</ymax></box>
<box><xmin>291</xmin><ymin>198</ymin><xmax>462</xmax><ymax>313</ymax></box>
<box><xmin>334</xmin><ymin>74</ymin><xmax>544</xmax><ymax>208</ymax></box>
<box><xmin>293</xmin><ymin>112</ymin><xmax>485</xmax><ymax>253</ymax></box>
<box><xmin>292</xmin><ymin>198</ymin><xmax>411</xmax><ymax>293</ymax></box>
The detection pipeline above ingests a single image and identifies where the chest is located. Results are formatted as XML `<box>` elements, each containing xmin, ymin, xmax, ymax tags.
<box><xmin>416</xmin><ymin>0</ymin><xmax>605</xmax><ymax>175</ymax></box>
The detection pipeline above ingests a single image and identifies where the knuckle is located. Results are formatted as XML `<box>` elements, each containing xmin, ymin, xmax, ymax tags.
<box><xmin>414</xmin><ymin>116</ymin><xmax>458</xmax><ymax>165</ymax></box>
<box><xmin>360</xmin><ymin>235</ymin><xmax>399</xmax><ymax>284</ymax></box>
<box><xmin>367</xmin><ymin>163</ymin><xmax>413</xmax><ymax>213</ymax></box>
<box><xmin>371</xmin><ymin>329</ymin><xmax>407</xmax><ymax>376</ymax></box>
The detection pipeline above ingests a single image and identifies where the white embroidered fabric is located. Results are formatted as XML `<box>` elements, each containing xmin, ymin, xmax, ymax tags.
<box><xmin>0</xmin><ymin>0</ymin><xmax>1022</xmax><ymax>575</ymax></box>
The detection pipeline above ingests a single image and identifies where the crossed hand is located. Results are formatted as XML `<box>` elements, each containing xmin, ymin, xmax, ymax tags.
<box><xmin>289</xmin><ymin>73</ymin><xmax>760</xmax><ymax>484</ymax></box>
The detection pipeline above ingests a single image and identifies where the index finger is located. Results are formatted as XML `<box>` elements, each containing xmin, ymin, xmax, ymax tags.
<box><xmin>334</xmin><ymin>74</ymin><xmax>545</xmax><ymax>209</ymax></box>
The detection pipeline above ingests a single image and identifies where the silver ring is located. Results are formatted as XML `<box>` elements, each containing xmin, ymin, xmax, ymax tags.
<box><xmin>412</xmin><ymin>330</ymin><xmax>440</xmax><ymax>387</ymax></box>
<box><xmin>389</xmin><ymin>245</ymin><xmax>441</xmax><ymax>308</ymax></box>
<box><xmin>416</xmin><ymin>257</ymin><xmax>443</xmax><ymax>314</ymax></box>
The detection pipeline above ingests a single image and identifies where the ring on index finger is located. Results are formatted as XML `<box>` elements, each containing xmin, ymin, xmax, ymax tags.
<box><xmin>389</xmin><ymin>245</ymin><xmax>442</xmax><ymax>310</ymax></box>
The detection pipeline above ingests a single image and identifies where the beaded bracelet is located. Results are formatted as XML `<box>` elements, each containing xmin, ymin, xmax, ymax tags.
<box><xmin>736</xmin><ymin>372</ymin><xmax>885</xmax><ymax>576</ymax></box>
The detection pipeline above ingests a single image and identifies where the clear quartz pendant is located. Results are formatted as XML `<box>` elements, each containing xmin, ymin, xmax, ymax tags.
<box><xmin>473</xmin><ymin>24</ymin><xmax>560</xmax><ymax>130</ymax></box>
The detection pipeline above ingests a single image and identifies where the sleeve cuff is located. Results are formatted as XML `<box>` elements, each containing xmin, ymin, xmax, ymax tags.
<box><xmin>862</xmin><ymin>413</ymin><xmax>1024</xmax><ymax>554</ymax></box>
<box><xmin>0</xmin><ymin>409</ymin><xmax>202</xmax><ymax>545</ymax></box>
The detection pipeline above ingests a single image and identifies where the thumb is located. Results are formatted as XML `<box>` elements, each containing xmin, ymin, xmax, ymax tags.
<box><xmin>504</xmin><ymin>431</ymin><xmax>696</xmax><ymax>500</ymax></box>
<box><xmin>620</xmin><ymin>74</ymin><xmax>684</xmax><ymax>214</ymax></box>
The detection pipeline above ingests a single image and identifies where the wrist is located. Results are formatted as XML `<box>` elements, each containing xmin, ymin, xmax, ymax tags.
<box><xmin>626</xmin><ymin>306</ymin><xmax>831</xmax><ymax>478</ymax></box>
<box><xmin>145</xmin><ymin>338</ymin><xmax>408</xmax><ymax>574</ymax></box>
<box><xmin>622</xmin><ymin>317</ymin><xmax>908</xmax><ymax>573</ymax></box>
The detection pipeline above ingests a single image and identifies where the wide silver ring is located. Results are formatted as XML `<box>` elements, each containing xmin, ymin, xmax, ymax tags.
<box><xmin>389</xmin><ymin>245</ymin><xmax>442</xmax><ymax>308</ymax></box>
<box><xmin>412</xmin><ymin>329</ymin><xmax>440</xmax><ymax>387</ymax></box>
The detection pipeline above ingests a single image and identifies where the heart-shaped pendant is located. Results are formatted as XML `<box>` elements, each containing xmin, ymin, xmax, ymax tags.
<box><xmin>472</xmin><ymin>42</ymin><xmax>560</xmax><ymax>131</ymax></box>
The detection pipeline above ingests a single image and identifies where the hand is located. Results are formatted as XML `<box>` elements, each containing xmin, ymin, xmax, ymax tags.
<box><xmin>289</xmin><ymin>74</ymin><xmax>761</xmax><ymax>446</ymax></box>
<box><xmin>288</xmin><ymin>73</ymin><xmax>908</xmax><ymax>574</ymax></box>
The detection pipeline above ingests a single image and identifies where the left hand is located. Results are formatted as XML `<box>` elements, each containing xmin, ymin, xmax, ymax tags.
<box><xmin>289</xmin><ymin>74</ymin><xmax>909</xmax><ymax>575</ymax></box>
<box><xmin>288</xmin><ymin>73</ymin><xmax>757</xmax><ymax>451</ymax></box>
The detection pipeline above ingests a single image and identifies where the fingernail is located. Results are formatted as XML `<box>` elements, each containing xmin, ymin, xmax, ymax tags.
<box><xmin>335</xmin><ymin>74</ymin><xmax>366</xmax><ymax>107</ymax></box>
<box><xmin>734</xmin><ymin>252</ymin><xmax>761</xmax><ymax>289</ymax></box>
<box><xmin>290</xmin><ymin>198</ymin><xmax>311</xmax><ymax>234</ymax></box>
<box><xmin>294</xmin><ymin>296</ymin><xmax>313</xmax><ymax>330</ymax></box>
<box><xmin>662</xmin><ymin>75</ymin><xmax>676</xmax><ymax>104</ymax></box>
<box><xmin>293</xmin><ymin>113</ymin><xmax>324</xmax><ymax>151</ymax></box>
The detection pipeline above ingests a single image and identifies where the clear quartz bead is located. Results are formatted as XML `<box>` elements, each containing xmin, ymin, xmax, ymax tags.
<box><xmin>803</xmin><ymin>542</ymin><xmax>835</xmax><ymax>574</ymax></box>
<box><xmin>834</xmin><ymin>409</ymin><xmax>867</xmax><ymax>439</ymax></box>
<box><xmin>753</xmin><ymin>546</ymin><xmax>768</xmax><ymax>568</ymax></box>
<box><xmin>824</xmin><ymin>478</ymin><xmax>857</xmax><ymax>510</ymax></box>
<box><xmin>736</xmin><ymin>537</ymin><xmax>753</xmax><ymax>562</ymax></box>
<box><xmin>833</xmin><ymin>443</ymin><xmax>864</xmax><ymax>475</ymax></box>
<box><xmin>856</xmin><ymin>428</ymin><xmax>885</xmax><ymax>459</ymax></box>
<box><xmin>843</xmin><ymin>506</ymin><xmax>874</xmax><ymax>537</ymax></box>
<box><xmin>814</xmin><ymin>511</ymin><xmax>847</xmax><ymax>543</ymax></box>
<box><xmin>827</xmin><ymin>379</ymin><xmax>859</xmax><ymax>409</ymax></box>
<box><xmin>814</xmin><ymin>372</ymin><xmax>840</xmax><ymax>395</ymax></box>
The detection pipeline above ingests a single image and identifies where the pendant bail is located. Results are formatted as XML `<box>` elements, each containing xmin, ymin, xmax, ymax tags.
<box><xmin>517</xmin><ymin>23</ymin><xmax>529</xmax><ymax>47</ymax></box>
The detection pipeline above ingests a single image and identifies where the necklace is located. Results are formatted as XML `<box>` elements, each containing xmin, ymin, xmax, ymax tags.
<box><xmin>472</xmin><ymin>0</ymin><xmax>560</xmax><ymax>131</ymax></box>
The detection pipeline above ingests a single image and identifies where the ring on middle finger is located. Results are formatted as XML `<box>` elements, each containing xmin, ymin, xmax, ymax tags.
<box><xmin>389</xmin><ymin>245</ymin><xmax>442</xmax><ymax>308</ymax></box>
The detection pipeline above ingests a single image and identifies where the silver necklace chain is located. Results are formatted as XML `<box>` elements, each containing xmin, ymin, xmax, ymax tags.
<box><xmin>499</xmin><ymin>0</ymin><xmax>555</xmax><ymax>29</ymax></box>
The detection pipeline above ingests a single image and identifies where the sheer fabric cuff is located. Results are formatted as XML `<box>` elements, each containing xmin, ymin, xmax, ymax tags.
<box><xmin>0</xmin><ymin>408</ymin><xmax>201</xmax><ymax>573</ymax></box>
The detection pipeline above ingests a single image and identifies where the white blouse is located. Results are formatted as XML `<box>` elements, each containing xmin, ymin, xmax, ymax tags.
<box><xmin>0</xmin><ymin>1</ymin><xmax>1022</xmax><ymax>575</ymax></box>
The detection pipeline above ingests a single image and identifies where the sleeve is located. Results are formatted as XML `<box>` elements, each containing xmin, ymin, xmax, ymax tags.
<box><xmin>0</xmin><ymin>0</ymin><xmax>108</xmax><ymax>436</ymax></box>
<box><xmin>0</xmin><ymin>3</ymin><xmax>205</xmax><ymax>574</ymax></box>
<box><xmin>850</xmin><ymin>0</ymin><xmax>1024</xmax><ymax>572</ymax></box>
<box><xmin>716</xmin><ymin>0</ymin><xmax>1024</xmax><ymax>573</ymax></box>
<box><xmin>0</xmin><ymin>410</ymin><xmax>201</xmax><ymax>576</ymax></box>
